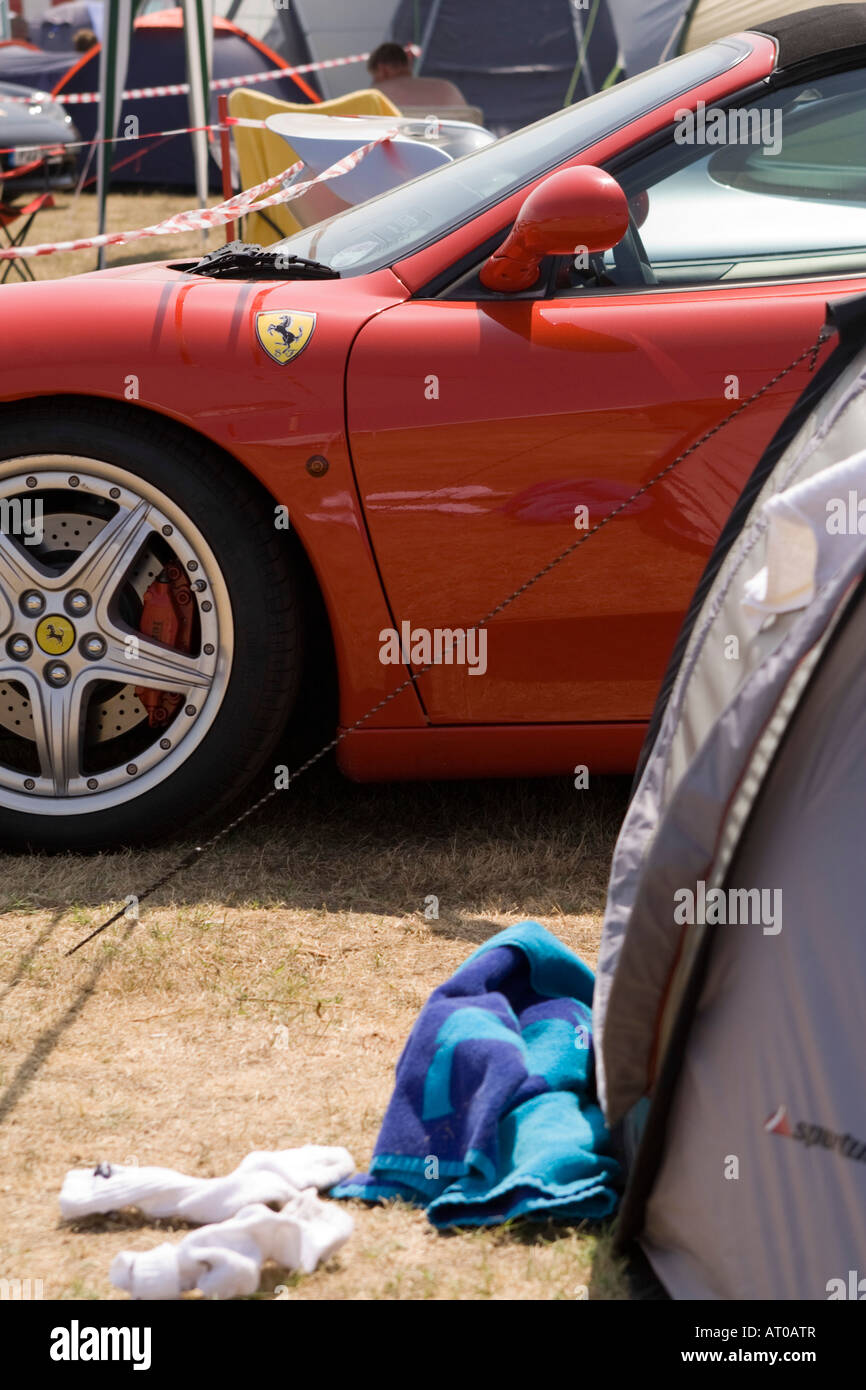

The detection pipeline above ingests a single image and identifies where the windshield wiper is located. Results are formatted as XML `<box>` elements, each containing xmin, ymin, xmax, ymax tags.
<box><xmin>181</xmin><ymin>242</ymin><xmax>339</xmax><ymax>279</ymax></box>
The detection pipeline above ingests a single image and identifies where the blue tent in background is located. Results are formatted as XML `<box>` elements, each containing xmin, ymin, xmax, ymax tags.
<box><xmin>42</xmin><ymin>8</ymin><xmax>314</xmax><ymax>187</ymax></box>
<box><xmin>220</xmin><ymin>0</ymin><xmax>626</xmax><ymax>117</ymax></box>
<box><xmin>390</xmin><ymin>0</ymin><xmax>622</xmax><ymax>133</ymax></box>
<box><xmin>219</xmin><ymin>0</ymin><xmax>400</xmax><ymax>101</ymax></box>
<box><xmin>0</xmin><ymin>45</ymin><xmax>78</xmax><ymax>90</ymax></box>
<box><xmin>38</xmin><ymin>1</ymin><xmax>105</xmax><ymax>50</ymax></box>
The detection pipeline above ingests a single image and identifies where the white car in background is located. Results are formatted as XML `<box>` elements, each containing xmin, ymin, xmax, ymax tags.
<box><xmin>0</xmin><ymin>79</ymin><xmax>79</xmax><ymax>189</ymax></box>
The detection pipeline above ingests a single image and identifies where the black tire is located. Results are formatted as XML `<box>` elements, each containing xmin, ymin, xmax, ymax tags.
<box><xmin>0</xmin><ymin>400</ymin><xmax>300</xmax><ymax>850</ymax></box>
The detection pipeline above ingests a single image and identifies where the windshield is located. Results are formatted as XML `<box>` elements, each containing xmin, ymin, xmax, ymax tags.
<box><xmin>274</xmin><ymin>38</ymin><xmax>754</xmax><ymax>276</ymax></box>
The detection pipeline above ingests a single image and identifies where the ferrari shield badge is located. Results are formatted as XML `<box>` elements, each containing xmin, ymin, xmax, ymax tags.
<box><xmin>255</xmin><ymin>310</ymin><xmax>317</xmax><ymax>365</ymax></box>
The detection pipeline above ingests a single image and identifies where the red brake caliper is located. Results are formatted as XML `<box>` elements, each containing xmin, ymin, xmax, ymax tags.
<box><xmin>135</xmin><ymin>562</ymin><xmax>194</xmax><ymax>727</ymax></box>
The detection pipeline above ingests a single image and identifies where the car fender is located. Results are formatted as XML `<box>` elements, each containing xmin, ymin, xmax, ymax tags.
<box><xmin>0</xmin><ymin>263</ymin><xmax>422</xmax><ymax>731</ymax></box>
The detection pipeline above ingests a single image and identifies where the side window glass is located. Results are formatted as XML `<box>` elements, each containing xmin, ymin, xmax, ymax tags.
<box><xmin>557</xmin><ymin>67</ymin><xmax>866</xmax><ymax>291</ymax></box>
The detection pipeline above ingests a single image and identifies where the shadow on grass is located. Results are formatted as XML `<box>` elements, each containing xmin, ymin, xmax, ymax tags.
<box><xmin>0</xmin><ymin>763</ymin><xmax>631</xmax><ymax>926</ymax></box>
<box><xmin>0</xmin><ymin>919</ymin><xmax>137</xmax><ymax>1127</ymax></box>
<box><xmin>61</xmin><ymin>1211</ymin><xmax>199</xmax><ymax>1236</ymax></box>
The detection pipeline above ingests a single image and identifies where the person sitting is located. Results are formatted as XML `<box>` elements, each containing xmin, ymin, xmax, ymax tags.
<box><xmin>72</xmin><ymin>26</ymin><xmax>98</xmax><ymax>52</ymax></box>
<box><xmin>367</xmin><ymin>41</ymin><xmax>467</xmax><ymax>111</ymax></box>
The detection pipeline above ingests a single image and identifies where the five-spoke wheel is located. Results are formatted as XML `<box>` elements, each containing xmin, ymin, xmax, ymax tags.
<box><xmin>0</xmin><ymin>406</ymin><xmax>299</xmax><ymax>849</ymax></box>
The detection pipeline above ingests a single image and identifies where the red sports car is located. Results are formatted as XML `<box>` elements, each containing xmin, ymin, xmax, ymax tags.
<box><xmin>1</xmin><ymin>6</ymin><xmax>865</xmax><ymax>848</ymax></box>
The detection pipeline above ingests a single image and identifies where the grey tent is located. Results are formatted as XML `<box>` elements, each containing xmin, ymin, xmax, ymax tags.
<box><xmin>593</xmin><ymin>292</ymin><xmax>866</xmax><ymax>1300</ymax></box>
<box><xmin>391</xmin><ymin>0</ymin><xmax>622</xmax><ymax>133</ymax></box>
<box><xmin>231</xmin><ymin>0</ymin><xmax>622</xmax><ymax>120</ymax></box>
<box><xmin>217</xmin><ymin>0</ymin><xmax>401</xmax><ymax>99</ymax></box>
<box><xmin>605</xmin><ymin>0</ymin><xmax>852</xmax><ymax>76</ymax></box>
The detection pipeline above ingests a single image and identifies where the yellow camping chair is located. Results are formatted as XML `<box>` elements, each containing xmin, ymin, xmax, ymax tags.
<box><xmin>228</xmin><ymin>88</ymin><xmax>402</xmax><ymax>245</ymax></box>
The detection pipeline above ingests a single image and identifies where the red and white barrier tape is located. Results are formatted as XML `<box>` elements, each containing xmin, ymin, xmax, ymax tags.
<box><xmin>0</xmin><ymin>115</ymin><xmax>269</xmax><ymax>158</ymax></box>
<box><xmin>2</xmin><ymin>44</ymin><xmax>420</xmax><ymax>105</ymax></box>
<box><xmin>0</xmin><ymin>126</ymin><xmax>397</xmax><ymax>259</ymax></box>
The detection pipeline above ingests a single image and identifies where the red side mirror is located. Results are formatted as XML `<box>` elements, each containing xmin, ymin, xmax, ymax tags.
<box><xmin>479</xmin><ymin>165</ymin><xmax>630</xmax><ymax>293</ymax></box>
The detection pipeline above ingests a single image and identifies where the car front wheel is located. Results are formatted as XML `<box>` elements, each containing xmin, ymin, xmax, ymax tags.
<box><xmin>0</xmin><ymin>402</ymin><xmax>300</xmax><ymax>850</ymax></box>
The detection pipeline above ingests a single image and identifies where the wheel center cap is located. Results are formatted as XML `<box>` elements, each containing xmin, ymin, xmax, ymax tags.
<box><xmin>36</xmin><ymin>615</ymin><xmax>76</xmax><ymax>655</ymax></box>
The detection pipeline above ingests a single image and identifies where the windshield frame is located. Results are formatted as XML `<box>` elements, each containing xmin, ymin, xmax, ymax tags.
<box><xmin>274</xmin><ymin>38</ymin><xmax>757</xmax><ymax>278</ymax></box>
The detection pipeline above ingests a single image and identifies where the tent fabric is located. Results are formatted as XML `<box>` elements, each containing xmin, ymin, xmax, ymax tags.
<box><xmin>606</xmin><ymin>0</ymin><xmax>866</xmax><ymax>76</ymax></box>
<box><xmin>593</xmin><ymin>292</ymin><xmax>866</xmax><ymax>1298</ymax></box>
<box><xmin>391</xmin><ymin>0</ymin><xmax>621</xmax><ymax>134</ymax></box>
<box><xmin>42</xmin><ymin>1</ymin><xmax>102</xmax><ymax>27</ymax></box>
<box><xmin>51</xmin><ymin>11</ymin><xmax>312</xmax><ymax>187</ymax></box>
<box><xmin>605</xmin><ymin>0</ymin><xmax>690</xmax><ymax>75</ymax></box>
<box><xmin>288</xmin><ymin>0</ymin><xmax>400</xmax><ymax>101</ymax></box>
<box><xmin>255</xmin><ymin>3</ymin><xmax>319</xmax><ymax>97</ymax></box>
<box><xmin>682</xmin><ymin>0</ymin><xmax>866</xmax><ymax>55</ymax></box>
<box><xmin>640</xmin><ymin>563</ymin><xmax>866</xmax><ymax>1299</ymax></box>
<box><xmin>0</xmin><ymin>45</ymin><xmax>78</xmax><ymax>89</ymax></box>
<box><xmin>207</xmin><ymin>1</ymin><xmax>322</xmax><ymax>96</ymax></box>
<box><xmin>220</xmin><ymin>0</ymin><xmax>401</xmax><ymax>102</ymax></box>
<box><xmin>39</xmin><ymin>1</ymin><xmax>105</xmax><ymax>47</ymax></box>
<box><xmin>596</xmin><ymin>302</ymin><xmax>866</xmax><ymax>1118</ymax></box>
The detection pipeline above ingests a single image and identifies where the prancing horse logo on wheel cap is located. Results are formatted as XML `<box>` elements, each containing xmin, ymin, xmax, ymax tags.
<box><xmin>255</xmin><ymin>310</ymin><xmax>316</xmax><ymax>365</ymax></box>
<box><xmin>36</xmin><ymin>615</ymin><xmax>75</xmax><ymax>654</ymax></box>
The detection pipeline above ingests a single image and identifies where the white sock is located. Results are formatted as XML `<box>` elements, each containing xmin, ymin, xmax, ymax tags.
<box><xmin>60</xmin><ymin>1146</ymin><xmax>354</xmax><ymax>1225</ymax></box>
<box><xmin>110</xmin><ymin>1193</ymin><xmax>354</xmax><ymax>1299</ymax></box>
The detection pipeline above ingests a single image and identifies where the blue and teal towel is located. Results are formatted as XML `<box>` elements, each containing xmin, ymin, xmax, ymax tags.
<box><xmin>331</xmin><ymin>921</ymin><xmax>621</xmax><ymax>1227</ymax></box>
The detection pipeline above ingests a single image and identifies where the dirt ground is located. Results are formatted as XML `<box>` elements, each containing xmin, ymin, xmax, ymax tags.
<box><xmin>0</xmin><ymin>768</ymin><xmax>633</xmax><ymax>1301</ymax></box>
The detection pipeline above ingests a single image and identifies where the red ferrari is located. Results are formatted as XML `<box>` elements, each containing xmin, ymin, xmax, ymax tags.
<box><xmin>1</xmin><ymin>6</ymin><xmax>865</xmax><ymax>848</ymax></box>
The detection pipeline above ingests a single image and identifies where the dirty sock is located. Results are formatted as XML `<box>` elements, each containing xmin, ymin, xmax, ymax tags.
<box><xmin>60</xmin><ymin>1146</ymin><xmax>354</xmax><ymax>1225</ymax></box>
<box><xmin>109</xmin><ymin>1192</ymin><xmax>354</xmax><ymax>1299</ymax></box>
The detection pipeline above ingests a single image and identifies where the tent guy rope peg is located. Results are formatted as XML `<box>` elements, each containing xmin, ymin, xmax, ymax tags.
<box><xmin>810</xmin><ymin>324</ymin><xmax>835</xmax><ymax>370</ymax></box>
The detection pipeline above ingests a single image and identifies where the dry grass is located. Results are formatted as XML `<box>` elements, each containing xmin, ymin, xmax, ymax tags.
<box><xmin>0</xmin><ymin>767</ymin><xmax>634</xmax><ymax>1301</ymax></box>
<box><xmin>4</xmin><ymin>187</ymin><xmax>228</xmax><ymax>283</ymax></box>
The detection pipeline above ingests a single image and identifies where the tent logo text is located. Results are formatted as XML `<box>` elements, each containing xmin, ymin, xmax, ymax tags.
<box><xmin>765</xmin><ymin>1105</ymin><xmax>866</xmax><ymax>1162</ymax></box>
<box><xmin>673</xmin><ymin>881</ymin><xmax>782</xmax><ymax>934</ymax></box>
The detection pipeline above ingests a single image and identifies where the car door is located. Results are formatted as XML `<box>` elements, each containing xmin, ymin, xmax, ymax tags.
<box><xmin>345</xmin><ymin>65</ymin><xmax>866</xmax><ymax>726</ymax></box>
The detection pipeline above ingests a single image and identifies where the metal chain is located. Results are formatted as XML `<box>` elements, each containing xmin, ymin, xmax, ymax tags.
<box><xmin>66</xmin><ymin>325</ymin><xmax>831</xmax><ymax>955</ymax></box>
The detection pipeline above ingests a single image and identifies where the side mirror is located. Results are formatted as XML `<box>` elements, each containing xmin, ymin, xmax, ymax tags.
<box><xmin>479</xmin><ymin>165</ymin><xmax>630</xmax><ymax>293</ymax></box>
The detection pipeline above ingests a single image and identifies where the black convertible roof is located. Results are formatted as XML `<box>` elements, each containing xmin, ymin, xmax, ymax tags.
<box><xmin>753</xmin><ymin>3</ymin><xmax>866</xmax><ymax>68</ymax></box>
